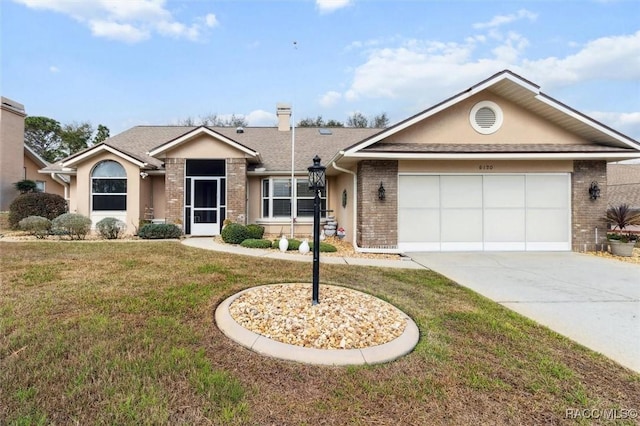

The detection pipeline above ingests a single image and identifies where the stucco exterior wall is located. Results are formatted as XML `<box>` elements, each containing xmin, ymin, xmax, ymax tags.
<box><xmin>151</xmin><ymin>175</ymin><xmax>166</xmax><ymax>220</ymax></box>
<box><xmin>572</xmin><ymin>160</ymin><xmax>608</xmax><ymax>251</ymax></box>
<box><xmin>24</xmin><ymin>155</ymin><xmax>65</xmax><ymax>198</ymax></box>
<box><xmin>331</xmin><ymin>171</ymin><xmax>355</xmax><ymax>244</ymax></box>
<box><xmin>73</xmin><ymin>153</ymin><xmax>141</xmax><ymax>234</ymax></box>
<box><xmin>162</xmin><ymin>135</ymin><xmax>250</xmax><ymax>159</ymax></box>
<box><xmin>399</xmin><ymin>159</ymin><xmax>574</xmax><ymax>173</ymax></box>
<box><xmin>357</xmin><ymin>160</ymin><xmax>398</xmax><ymax>248</ymax></box>
<box><xmin>0</xmin><ymin>99</ymin><xmax>26</xmax><ymax>210</ymax></box>
<box><xmin>388</xmin><ymin>93</ymin><xmax>588</xmax><ymax>146</ymax></box>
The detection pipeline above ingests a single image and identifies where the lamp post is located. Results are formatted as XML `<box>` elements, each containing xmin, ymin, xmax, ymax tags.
<box><xmin>308</xmin><ymin>155</ymin><xmax>326</xmax><ymax>305</ymax></box>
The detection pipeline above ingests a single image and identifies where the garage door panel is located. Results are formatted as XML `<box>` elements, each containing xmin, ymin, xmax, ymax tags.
<box><xmin>526</xmin><ymin>175</ymin><xmax>569</xmax><ymax>208</ymax></box>
<box><xmin>441</xmin><ymin>176</ymin><xmax>482</xmax><ymax>208</ymax></box>
<box><xmin>398</xmin><ymin>175</ymin><xmax>439</xmax><ymax>208</ymax></box>
<box><xmin>398</xmin><ymin>173</ymin><xmax>570</xmax><ymax>252</ymax></box>
<box><xmin>441</xmin><ymin>209</ymin><xmax>483</xmax><ymax>242</ymax></box>
<box><xmin>526</xmin><ymin>209</ymin><xmax>569</xmax><ymax>243</ymax></box>
<box><xmin>484</xmin><ymin>175</ymin><xmax>525</xmax><ymax>208</ymax></box>
<box><xmin>398</xmin><ymin>209</ymin><xmax>439</xmax><ymax>242</ymax></box>
<box><xmin>484</xmin><ymin>209</ymin><xmax>525</xmax><ymax>242</ymax></box>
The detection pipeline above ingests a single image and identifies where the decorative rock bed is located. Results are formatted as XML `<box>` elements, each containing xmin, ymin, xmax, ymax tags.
<box><xmin>228</xmin><ymin>283</ymin><xmax>407</xmax><ymax>350</ymax></box>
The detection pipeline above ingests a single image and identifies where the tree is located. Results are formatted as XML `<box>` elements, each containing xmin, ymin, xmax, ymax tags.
<box><xmin>325</xmin><ymin>119</ymin><xmax>344</xmax><ymax>127</ymax></box>
<box><xmin>178</xmin><ymin>114</ymin><xmax>248</xmax><ymax>127</ymax></box>
<box><xmin>346</xmin><ymin>112</ymin><xmax>368</xmax><ymax>128</ymax></box>
<box><xmin>14</xmin><ymin>179</ymin><xmax>38</xmax><ymax>194</ymax></box>
<box><xmin>59</xmin><ymin>122</ymin><xmax>94</xmax><ymax>158</ymax></box>
<box><xmin>93</xmin><ymin>124</ymin><xmax>110</xmax><ymax>144</ymax></box>
<box><xmin>371</xmin><ymin>113</ymin><xmax>389</xmax><ymax>128</ymax></box>
<box><xmin>24</xmin><ymin>116</ymin><xmax>62</xmax><ymax>162</ymax></box>
<box><xmin>297</xmin><ymin>116</ymin><xmax>325</xmax><ymax>127</ymax></box>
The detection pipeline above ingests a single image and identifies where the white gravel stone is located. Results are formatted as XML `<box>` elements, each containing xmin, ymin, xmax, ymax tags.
<box><xmin>228</xmin><ymin>283</ymin><xmax>408</xmax><ymax>350</ymax></box>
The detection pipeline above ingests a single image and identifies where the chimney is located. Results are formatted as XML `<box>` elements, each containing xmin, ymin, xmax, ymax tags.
<box><xmin>277</xmin><ymin>103</ymin><xmax>291</xmax><ymax>131</ymax></box>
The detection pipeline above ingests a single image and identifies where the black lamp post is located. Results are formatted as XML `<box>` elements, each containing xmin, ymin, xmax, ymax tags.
<box><xmin>308</xmin><ymin>155</ymin><xmax>326</xmax><ymax>305</ymax></box>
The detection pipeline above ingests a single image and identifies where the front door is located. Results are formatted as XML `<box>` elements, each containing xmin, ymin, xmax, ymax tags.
<box><xmin>191</xmin><ymin>178</ymin><xmax>220</xmax><ymax>236</ymax></box>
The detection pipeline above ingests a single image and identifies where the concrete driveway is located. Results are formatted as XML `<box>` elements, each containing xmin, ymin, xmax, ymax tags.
<box><xmin>409</xmin><ymin>252</ymin><xmax>640</xmax><ymax>373</ymax></box>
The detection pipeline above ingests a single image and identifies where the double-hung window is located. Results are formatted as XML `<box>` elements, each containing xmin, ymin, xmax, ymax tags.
<box><xmin>262</xmin><ymin>178</ymin><xmax>326</xmax><ymax>219</ymax></box>
<box><xmin>92</xmin><ymin>160</ymin><xmax>127</xmax><ymax>211</ymax></box>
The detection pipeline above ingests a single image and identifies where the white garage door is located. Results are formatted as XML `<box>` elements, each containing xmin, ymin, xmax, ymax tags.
<box><xmin>398</xmin><ymin>174</ymin><xmax>571</xmax><ymax>251</ymax></box>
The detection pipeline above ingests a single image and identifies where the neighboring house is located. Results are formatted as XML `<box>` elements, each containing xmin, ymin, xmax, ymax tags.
<box><xmin>607</xmin><ymin>160</ymin><xmax>640</xmax><ymax>232</ymax></box>
<box><xmin>0</xmin><ymin>97</ymin><xmax>68</xmax><ymax>211</ymax></box>
<box><xmin>48</xmin><ymin>71</ymin><xmax>640</xmax><ymax>252</ymax></box>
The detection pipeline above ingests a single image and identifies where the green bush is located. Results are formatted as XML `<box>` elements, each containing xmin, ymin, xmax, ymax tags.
<box><xmin>14</xmin><ymin>179</ymin><xmax>39</xmax><ymax>194</ymax></box>
<box><xmin>8</xmin><ymin>192</ymin><xmax>67</xmax><ymax>229</ymax></box>
<box><xmin>309</xmin><ymin>241</ymin><xmax>338</xmax><ymax>252</ymax></box>
<box><xmin>18</xmin><ymin>216</ymin><xmax>51</xmax><ymax>239</ymax></box>
<box><xmin>52</xmin><ymin>213</ymin><xmax>92</xmax><ymax>240</ymax></box>
<box><xmin>138</xmin><ymin>223</ymin><xmax>182</xmax><ymax>239</ymax></box>
<box><xmin>245</xmin><ymin>224</ymin><xmax>265</xmax><ymax>240</ymax></box>
<box><xmin>221</xmin><ymin>223</ymin><xmax>250</xmax><ymax>244</ymax></box>
<box><xmin>240</xmin><ymin>238</ymin><xmax>273</xmax><ymax>249</ymax></box>
<box><xmin>96</xmin><ymin>217</ymin><xmax>126</xmax><ymax>239</ymax></box>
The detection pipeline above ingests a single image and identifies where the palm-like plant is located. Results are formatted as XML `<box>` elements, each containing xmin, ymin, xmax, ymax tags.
<box><xmin>604</xmin><ymin>204</ymin><xmax>640</xmax><ymax>231</ymax></box>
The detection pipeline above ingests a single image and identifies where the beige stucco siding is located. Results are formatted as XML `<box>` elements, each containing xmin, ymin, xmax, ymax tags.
<box><xmin>0</xmin><ymin>100</ymin><xmax>26</xmax><ymax>210</ymax></box>
<box><xmin>151</xmin><ymin>176</ymin><xmax>166</xmax><ymax>220</ymax></box>
<box><xmin>24</xmin><ymin>155</ymin><xmax>65</xmax><ymax>198</ymax></box>
<box><xmin>388</xmin><ymin>93</ymin><xmax>588</xmax><ymax>145</ymax></box>
<box><xmin>73</xmin><ymin>152</ymin><xmax>142</xmax><ymax>234</ymax></box>
<box><xmin>163</xmin><ymin>135</ymin><xmax>250</xmax><ymax>159</ymax></box>
<box><xmin>330</xmin><ymin>172</ymin><xmax>355</xmax><ymax>243</ymax></box>
<box><xmin>399</xmin><ymin>160</ymin><xmax>574</xmax><ymax>173</ymax></box>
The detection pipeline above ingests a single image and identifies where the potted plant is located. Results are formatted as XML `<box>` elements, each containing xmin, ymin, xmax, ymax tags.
<box><xmin>604</xmin><ymin>204</ymin><xmax>640</xmax><ymax>257</ymax></box>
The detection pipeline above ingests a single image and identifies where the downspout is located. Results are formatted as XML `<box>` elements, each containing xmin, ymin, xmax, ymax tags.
<box><xmin>331</xmin><ymin>160</ymin><xmax>400</xmax><ymax>254</ymax></box>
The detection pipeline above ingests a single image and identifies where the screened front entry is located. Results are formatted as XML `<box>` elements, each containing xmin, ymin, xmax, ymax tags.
<box><xmin>185</xmin><ymin>160</ymin><xmax>226</xmax><ymax>236</ymax></box>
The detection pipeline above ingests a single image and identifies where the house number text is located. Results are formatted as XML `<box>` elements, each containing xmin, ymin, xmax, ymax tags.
<box><xmin>478</xmin><ymin>164</ymin><xmax>494</xmax><ymax>170</ymax></box>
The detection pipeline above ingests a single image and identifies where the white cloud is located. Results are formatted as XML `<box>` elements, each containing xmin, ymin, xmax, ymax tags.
<box><xmin>473</xmin><ymin>9</ymin><xmax>537</xmax><ymax>29</ymax></box>
<box><xmin>49</xmin><ymin>65</ymin><xmax>60</xmax><ymax>73</ymax></box>
<box><xmin>319</xmin><ymin>91</ymin><xmax>342</xmax><ymax>107</ymax></box>
<box><xmin>12</xmin><ymin>0</ymin><xmax>218</xmax><ymax>43</ymax></box>
<box><xmin>590</xmin><ymin>111</ymin><xmax>640</xmax><ymax>141</ymax></box>
<box><xmin>89</xmin><ymin>20</ymin><xmax>150</xmax><ymax>43</ymax></box>
<box><xmin>246</xmin><ymin>110</ymin><xmax>276</xmax><ymax>126</ymax></box>
<box><xmin>316</xmin><ymin>0</ymin><xmax>351</xmax><ymax>14</ymax></box>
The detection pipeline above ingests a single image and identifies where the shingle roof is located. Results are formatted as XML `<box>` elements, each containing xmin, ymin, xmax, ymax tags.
<box><xmin>362</xmin><ymin>143</ymin><xmax>637</xmax><ymax>154</ymax></box>
<box><xmin>97</xmin><ymin>125</ymin><xmax>380</xmax><ymax>172</ymax></box>
<box><xmin>608</xmin><ymin>164</ymin><xmax>640</xmax><ymax>208</ymax></box>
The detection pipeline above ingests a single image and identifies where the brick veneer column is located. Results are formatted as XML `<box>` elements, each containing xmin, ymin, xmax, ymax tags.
<box><xmin>357</xmin><ymin>160</ymin><xmax>398</xmax><ymax>248</ymax></box>
<box><xmin>226</xmin><ymin>158</ymin><xmax>247</xmax><ymax>224</ymax></box>
<box><xmin>164</xmin><ymin>158</ymin><xmax>185</xmax><ymax>229</ymax></box>
<box><xmin>572</xmin><ymin>160</ymin><xmax>607</xmax><ymax>251</ymax></box>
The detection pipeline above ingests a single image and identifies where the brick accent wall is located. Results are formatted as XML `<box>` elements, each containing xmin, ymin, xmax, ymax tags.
<box><xmin>357</xmin><ymin>160</ymin><xmax>398</xmax><ymax>248</ymax></box>
<box><xmin>165</xmin><ymin>158</ymin><xmax>185</xmax><ymax>228</ymax></box>
<box><xmin>572</xmin><ymin>160</ymin><xmax>608</xmax><ymax>251</ymax></box>
<box><xmin>226</xmin><ymin>158</ymin><xmax>247</xmax><ymax>224</ymax></box>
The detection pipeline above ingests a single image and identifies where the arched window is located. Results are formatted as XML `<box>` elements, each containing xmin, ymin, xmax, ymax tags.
<box><xmin>91</xmin><ymin>160</ymin><xmax>126</xmax><ymax>211</ymax></box>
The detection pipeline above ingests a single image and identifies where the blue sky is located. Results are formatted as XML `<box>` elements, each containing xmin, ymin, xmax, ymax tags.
<box><xmin>2</xmin><ymin>0</ymin><xmax>639</xmax><ymax>140</ymax></box>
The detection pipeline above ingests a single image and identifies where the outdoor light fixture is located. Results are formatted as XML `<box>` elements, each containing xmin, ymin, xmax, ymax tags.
<box><xmin>378</xmin><ymin>181</ymin><xmax>386</xmax><ymax>201</ymax></box>
<box><xmin>589</xmin><ymin>181</ymin><xmax>601</xmax><ymax>200</ymax></box>
<box><xmin>307</xmin><ymin>155</ymin><xmax>326</xmax><ymax>305</ymax></box>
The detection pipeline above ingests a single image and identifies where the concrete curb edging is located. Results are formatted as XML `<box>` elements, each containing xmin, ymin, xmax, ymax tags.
<box><xmin>215</xmin><ymin>285</ymin><xmax>420</xmax><ymax>366</ymax></box>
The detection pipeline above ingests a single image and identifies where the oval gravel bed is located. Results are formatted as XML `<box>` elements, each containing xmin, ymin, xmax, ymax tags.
<box><xmin>215</xmin><ymin>283</ymin><xmax>420</xmax><ymax>366</ymax></box>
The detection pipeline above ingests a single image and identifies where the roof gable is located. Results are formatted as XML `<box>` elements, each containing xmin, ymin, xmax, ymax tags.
<box><xmin>341</xmin><ymin>70</ymin><xmax>640</xmax><ymax>160</ymax></box>
<box><xmin>147</xmin><ymin>126</ymin><xmax>260</xmax><ymax>161</ymax></box>
<box><xmin>61</xmin><ymin>143</ymin><xmax>149</xmax><ymax>168</ymax></box>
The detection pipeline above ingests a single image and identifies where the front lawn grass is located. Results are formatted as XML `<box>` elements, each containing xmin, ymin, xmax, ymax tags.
<box><xmin>1</xmin><ymin>241</ymin><xmax>638</xmax><ymax>425</ymax></box>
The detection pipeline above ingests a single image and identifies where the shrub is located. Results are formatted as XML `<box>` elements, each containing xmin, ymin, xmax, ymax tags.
<box><xmin>52</xmin><ymin>213</ymin><xmax>92</xmax><ymax>240</ymax></box>
<box><xmin>240</xmin><ymin>238</ymin><xmax>273</xmax><ymax>249</ymax></box>
<box><xmin>221</xmin><ymin>223</ymin><xmax>250</xmax><ymax>244</ymax></box>
<box><xmin>309</xmin><ymin>241</ymin><xmax>338</xmax><ymax>252</ymax></box>
<box><xmin>246</xmin><ymin>224</ymin><xmax>265</xmax><ymax>240</ymax></box>
<box><xmin>138</xmin><ymin>223</ymin><xmax>182</xmax><ymax>239</ymax></box>
<box><xmin>14</xmin><ymin>179</ymin><xmax>38</xmax><ymax>194</ymax></box>
<box><xmin>18</xmin><ymin>216</ymin><xmax>51</xmax><ymax>239</ymax></box>
<box><xmin>8</xmin><ymin>192</ymin><xmax>67</xmax><ymax>229</ymax></box>
<box><xmin>96</xmin><ymin>217</ymin><xmax>126</xmax><ymax>239</ymax></box>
